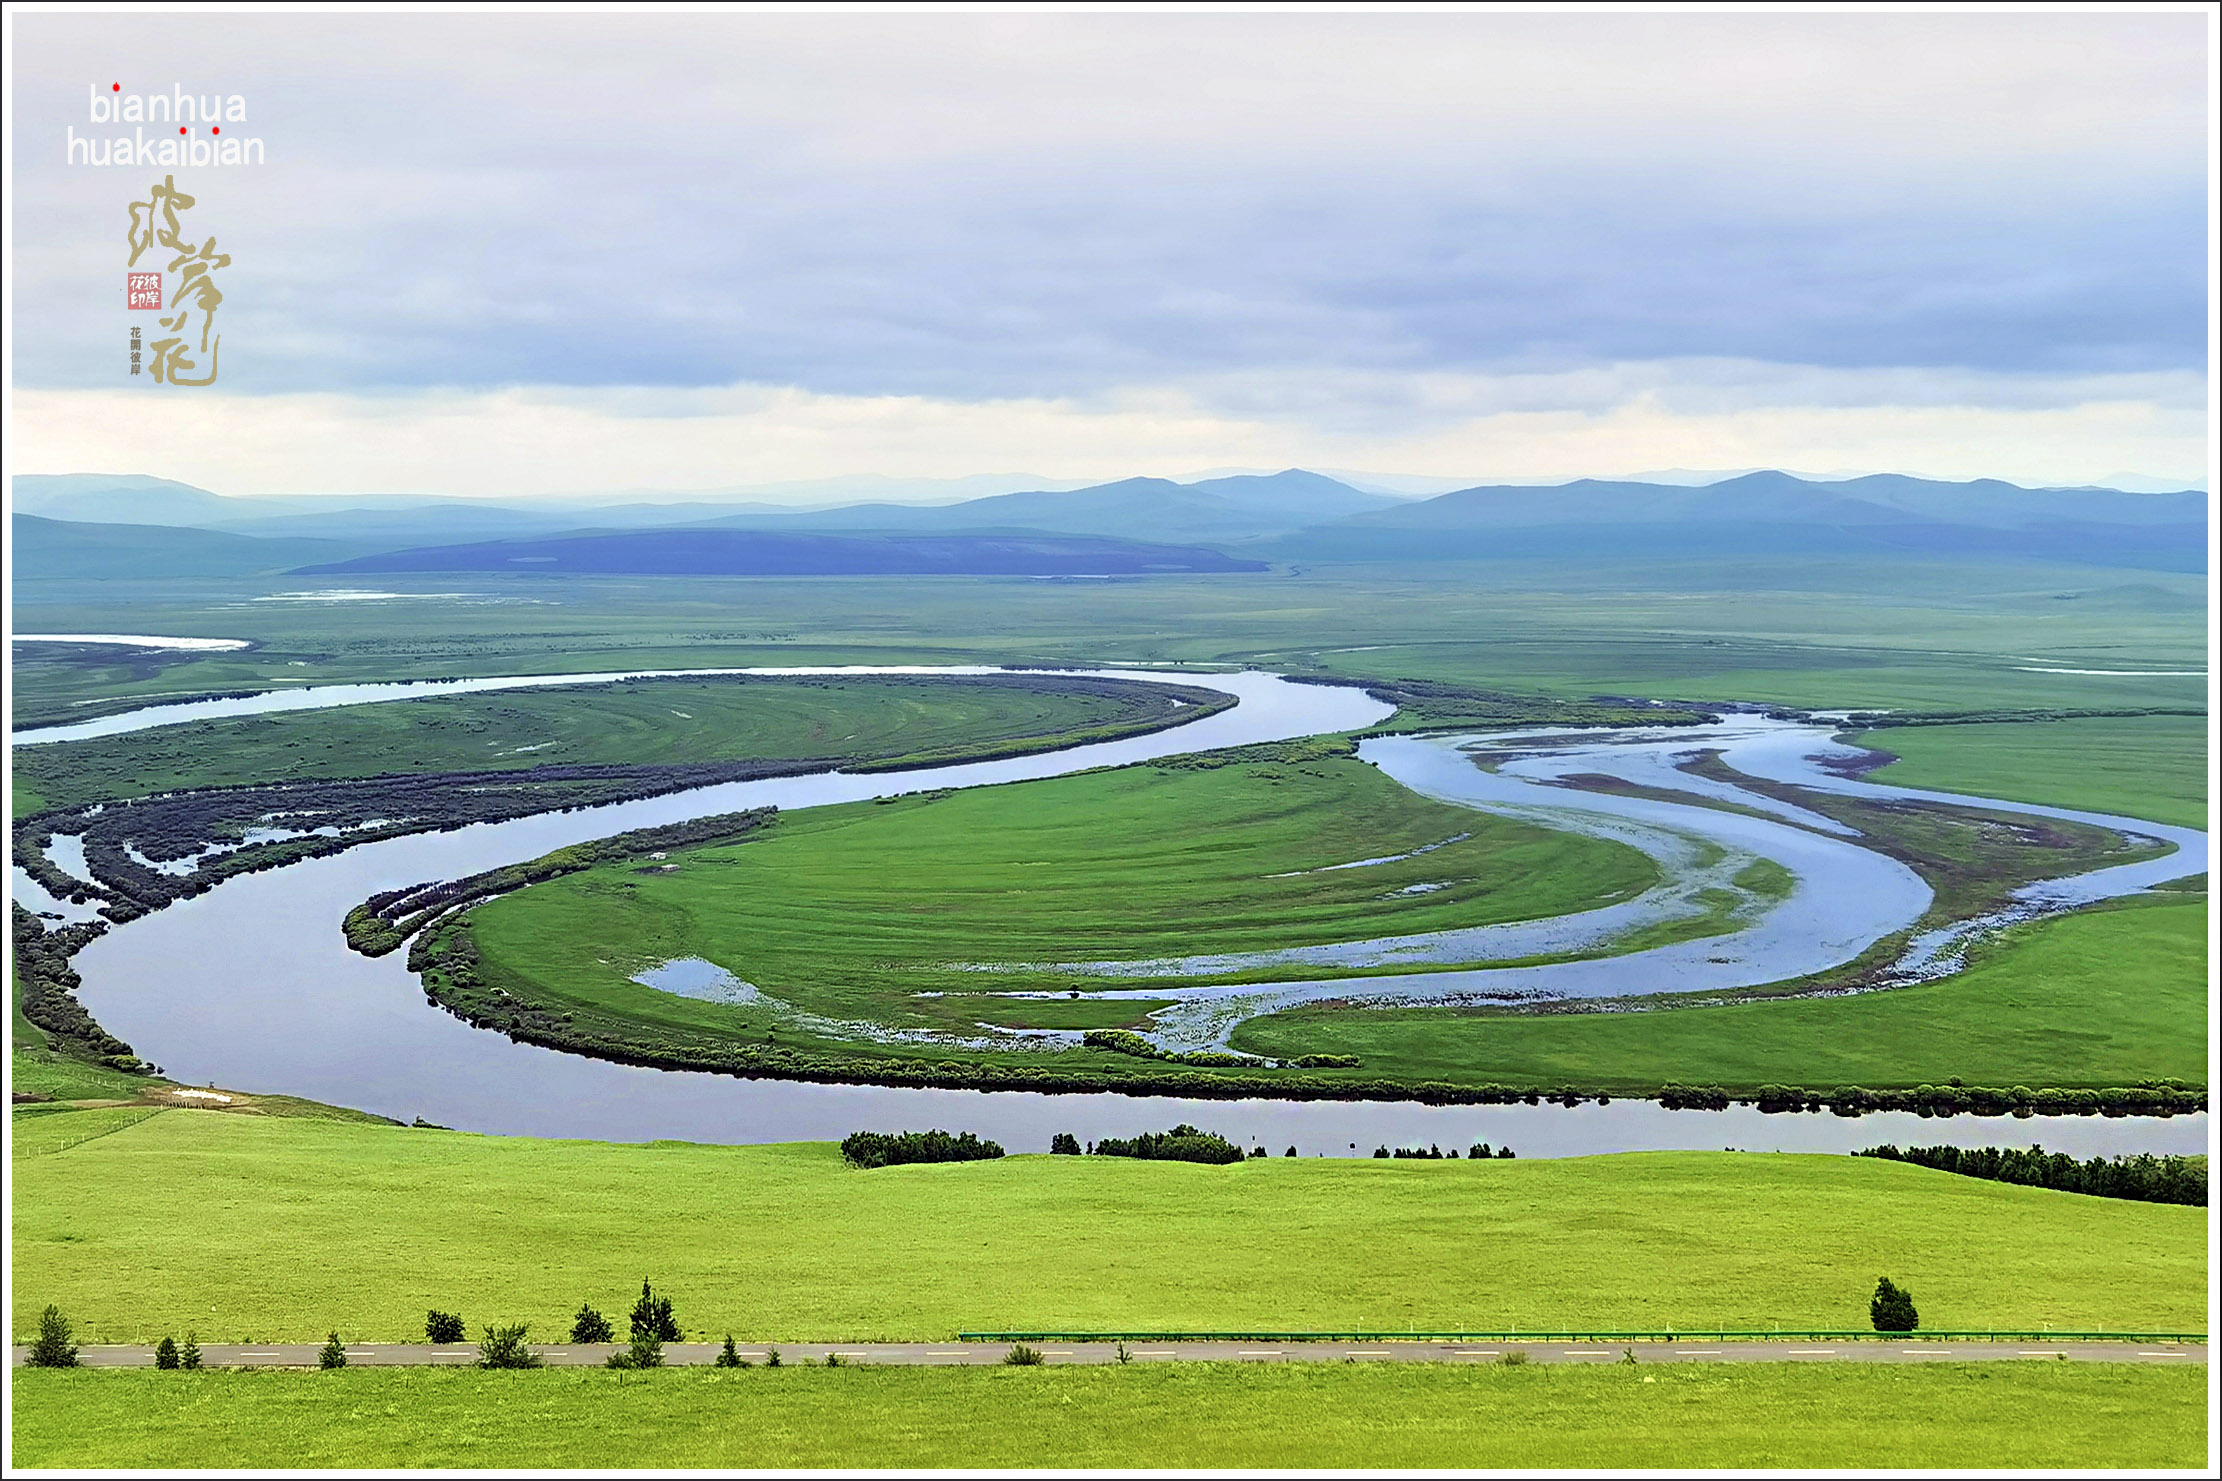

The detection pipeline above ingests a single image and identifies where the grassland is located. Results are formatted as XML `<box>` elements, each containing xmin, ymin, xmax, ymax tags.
<box><xmin>1860</xmin><ymin>714</ymin><xmax>2209</xmax><ymax>829</ymax></box>
<box><xmin>1232</xmin><ymin>900</ymin><xmax>2207</xmax><ymax>1092</ymax></box>
<box><xmin>11</xmin><ymin>1113</ymin><xmax>2205</xmax><ymax>1342</ymax></box>
<box><xmin>10</xmin><ymin>672</ymin><xmax>1212</xmax><ymax>816</ymax></box>
<box><xmin>462</xmin><ymin>746</ymin><xmax>1660</xmax><ymax>1048</ymax></box>
<box><xmin>10</xmin><ymin>1364</ymin><xmax>2206</xmax><ymax>1470</ymax></box>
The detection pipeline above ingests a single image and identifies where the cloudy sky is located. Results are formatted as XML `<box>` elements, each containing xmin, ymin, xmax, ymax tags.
<box><xmin>7</xmin><ymin>10</ymin><xmax>2211</xmax><ymax>496</ymax></box>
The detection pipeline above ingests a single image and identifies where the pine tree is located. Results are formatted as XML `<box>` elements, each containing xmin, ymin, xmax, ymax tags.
<box><xmin>630</xmin><ymin>1279</ymin><xmax>680</xmax><ymax>1343</ymax></box>
<box><xmin>1870</xmin><ymin>1276</ymin><xmax>1920</xmax><ymax>1332</ymax></box>
<box><xmin>569</xmin><ymin>1304</ymin><xmax>613</xmax><ymax>1344</ymax></box>
<box><xmin>155</xmin><ymin>1336</ymin><xmax>181</xmax><ymax>1370</ymax></box>
<box><xmin>715</xmin><ymin>1334</ymin><xmax>744</xmax><ymax>1367</ymax></box>
<box><xmin>180</xmin><ymin>1332</ymin><xmax>202</xmax><ymax>1370</ymax></box>
<box><xmin>28</xmin><ymin>1306</ymin><xmax>78</xmax><ymax>1368</ymax></box>
<box><xmin>319</xmin><ymin>1332</ymin><xmax>348</xmax><ymax>1369</ymax></box>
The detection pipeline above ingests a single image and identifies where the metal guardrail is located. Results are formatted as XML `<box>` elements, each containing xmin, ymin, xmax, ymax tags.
<box><xmin>959</xmin><ymin>1329</ymin><xmax>2207</xmax><ymax>1344</ymax></box>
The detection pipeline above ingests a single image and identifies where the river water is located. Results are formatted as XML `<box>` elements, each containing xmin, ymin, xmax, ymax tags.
<box><xmin>22</xmin><ymin>666</ymin><xmax>2208</xmax><ymax>1156</ymax></box>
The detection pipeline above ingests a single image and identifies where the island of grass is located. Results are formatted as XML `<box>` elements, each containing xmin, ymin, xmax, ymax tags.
<box><xmin>411</xmin><ymin>740</ymin><xmax>1669</xmax><ymax>1085</ymax></box>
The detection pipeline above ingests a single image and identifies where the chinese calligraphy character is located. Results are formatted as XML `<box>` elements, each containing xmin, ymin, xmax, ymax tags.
<box><xmin>127</xmin><ymin>174</ymin><xmax>224</xmax><ymax>385</ymax></box>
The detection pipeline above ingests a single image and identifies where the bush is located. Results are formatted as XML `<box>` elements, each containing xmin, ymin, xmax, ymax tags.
<box><xmin>715</xmin><ymin>1335</ymin><xmax>745</xmax><ymax>1368</ymax></box>
<box><xmin>1496</xmin><ymin>1349</ymin><xmax>1530</xmax><ymax>1366</ymax></box>
<box><xmin>1091</xmin><ymin>1124</ymin><xmax>1246</xmax><ymax>1165</ymax></box>
<box><xmin>570</xmin><ymin>1304</ymin><xmax>614</xmax><ymax>1344</ymax></box>
<box><xmin>842</xmin><ymin>1129</ymin><xmax>1005</xmax><ymax>1169</ymax></box>
<box><xmin>765</xmin><ymin>1346</ymin><xmax>782</xmax><ymax>1368</ymax></box>
<box><xmin>426</xmin><ymin>1309</ymin><xmax>465</xmax><ymax>1343</ymax></box>
<box><xmin>181</xmin><ymin>1332</ymin><xmax>202</xmax><ymax>1371</ymax></box>
<box><xmin>1049</xmin><ymin>1132</ymin><xmax>1081</xmax><ymax>1155</ymax></box>
<box><xmin>1004</xmin><ymin>1343</ymin><xmax>1046</xmax><ymax>1366</ymax></box>
<box><xmin>1854</xmin><ymin>1143</ymin><xmax>2207</xmax><ymax>1206</ymax></box>
<box><xmin>1284</xmin><ymin>1146</ymin><xmax>1297</xmax><ymax>1157</ymax></box>
<box><xmin>824</xmin><ymin>1352</ymin><xmax>845</xmax><ymax>1368</ymax></box>
<box><xmin>478</xmin><ymin>1324</ymin><xmax>543</xmax><ymax>1369</ymax></box>
<box><xmin>607</xmin><ymin>1329</ymin><xmax>664</xmax><ymax>1369</ymax></box>
<box><xmin>630</xmin><ymin>1280</ymin><xmax>681</xmax><ymax>1343</ymax></box>
<box><xmin>1871</xmin><ymin>1276</ymin><xmax>1919</xmax><ymax>1333</ymax></box>
<box><xmin>319</xmin><ymin>1332</ymin><xmax>347</xmax><ymax>1369</ymax></box>
<box><xmin>155</xmin><ymin>1336</ymin><xmax>180</xmax><ymax>1370</ymax></box>
<box><xmin>28</xmin><ymin>1306</ymin><xmax>78</xmax><ymax>1368</ymax></box>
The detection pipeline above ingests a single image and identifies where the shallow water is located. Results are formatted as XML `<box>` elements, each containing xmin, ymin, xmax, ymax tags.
<box><xmin>38</xmin><ymin>666</ymin><xmax>2208</xmax><ymax>1154</ymax></box>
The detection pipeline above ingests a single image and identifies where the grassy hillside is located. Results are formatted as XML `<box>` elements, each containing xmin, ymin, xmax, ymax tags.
<box><xmin>1233</xmin><ymin>900</ymin><xmax>2207</xmax><ymax>1091</ymax></box>
<box><xmin>1859</xmin><ymin>715</ymin><xmax>2209</xmax><ymax>829</ymax></box>
<box><xmin>11</xmin><ymin>514</ymin><xmax>374</xmax><ymax>581</ymax></box>
<box><xmin>11</xmin><ymin>1114</ymin><xmax>2204</xmax><ymax>1342</ymax></box>
<box><xmin>11</xmin><ymin>1364</ymin><xmax>2205</xmax><ymax>1470</ymax></box>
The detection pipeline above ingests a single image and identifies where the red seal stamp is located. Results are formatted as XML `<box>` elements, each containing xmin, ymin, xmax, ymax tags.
<box><xmin>127</xmin><ymin>271</ymin><xmax>163</xmax><ymax>309</ymax></box>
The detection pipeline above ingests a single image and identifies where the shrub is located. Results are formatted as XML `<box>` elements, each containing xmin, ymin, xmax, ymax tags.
<box><xmin>715</xmin><ymin>1335</ymin><xmax>745</xmax><ymax>1368</ymax></box>
<box><xmin>1004</xmin><ymin>1343</ymin><xmax>1046</xmax><ymax>1366</ymax></box>
<box><xmin>426</xmin><ymin>1309</ymin><xmax>466</xmax><ymax>1343</ymax></box>
<box><xmin>1496</xmin><ymin>1349</ymin><xmax>1530</xmax><ymax>1366</ymax></box>
<box><xmin>180</xmin><ymin>1332</ymin><xmax>202</xmax><ymax>1371</ymax></box>
<box><xmin>28</xmin><ymin>1305</ymin><xmax>78</xmax><ymax>1368</ymax></box>
<box><xmin>1091</xmin><ymin>1124</ymin><xmax>1246</xmax><ymax>1165</ymax></box>
<box><xmin>824</xmin><ymin>1352</ymin><xmax>845</xmax><ymax>1368</ymax></box>
<box><xmin>1115</xmin><ymin>1343</ymin><xmax>1133</xmax><ymax>1365</ymax></box>
<box><xmin>478</xmin><ymin>1324</ymin><xmax>543</xmax><ymax>1369</ymax></box>
<box><xmin>841</xmin><ymin>1129</ymin><xmax>1005</xmax><ymax>1169</ymax></box>
<box><xmin>765</xmin><ymin>1346</ymin><xmax>782</xmax><ymax>1368</ymax></box>
<box><xmin>155</xmin><ymin>1336</ymin><xmax>180</xmax><ymax>1370</ymax></box>
<box><xmin>319</xmin><ymin>1332</ymin><xmax>347</xmax><ymax>1369</ymax></box>
<box><xmin>570</xmin><ymin>1304</ymin><xmax>614</xmax><ymax>1344</ymax></box>
<box><xmin>1498</xmin><ymin>1146</ymin><xmax>1517</xmax><ymax>1159</ymax></box>
<box><xmin>1049</xmin><ymin>1132</ymin><xmax>1081</xmax><ymax>1155</ymax></box>
<box><xmin>1870</xmin><ymin>1276</ymin><xmax>1919</xmax><ymax>1333</ymax></box>
<box><xmin>630</xmin><ymin>1280</ymin><xmax>681</xmax><ymax>1343</ymax></box>
<box><xmin>607</xmin><ymin>1330</ymin><xmax>664</xmax><ymax>1369</ymax></box>
<box><xmin>1284</xmin><ymin>1146</ymin><xmax>1297</xmax><ymax>1157</ymax></box>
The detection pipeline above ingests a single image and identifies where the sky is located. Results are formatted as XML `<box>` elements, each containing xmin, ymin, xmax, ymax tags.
<box><xmin>6</xmin><ymin>10</ymin><xmax>2212</xmax><ymax>498</ymax></box>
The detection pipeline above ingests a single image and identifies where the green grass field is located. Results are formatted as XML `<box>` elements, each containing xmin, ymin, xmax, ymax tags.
<box><xmin>9</xmin><ymin>1364</ymin><xmax>2205</xmax><ymax>1470</ymax></box>
<box><xmin>463</xmin><ymin>747</ymin><xmax>1662</xmax><ymax>1049</ymax></box>
<box><xmin>1232</xmin><ymin>900</ymin><xmax>2207</xmax><ymax>1091</ymax></box>
<box><xmin>10</xmin><ymin>672</ymin><xmax>1207</xmax><ymax>815</ymax></box>
<box><xmin>1861</xmin><ymin>715</ymin><xmax>2209</xmax><ymax>829</ymax></box>
<box><xmin>11</xmin><ymin>1113</ymin><xmax>2204</xmax><ymax>1343</ymax></box>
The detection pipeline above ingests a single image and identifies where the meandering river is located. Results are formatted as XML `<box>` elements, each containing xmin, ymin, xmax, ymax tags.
<box><xmin>17</xmin><ymin>666</ymin><xmax>2206</xmax><ymax>1155</ymax></box>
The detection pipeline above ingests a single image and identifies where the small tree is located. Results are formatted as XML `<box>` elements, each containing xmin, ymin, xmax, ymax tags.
<box><xmin>1284</xmin><ymin>1146</ymin><xmax>1297</xmax><ymax>1157</ymax></box>
<box><xmin>155</xmin><ymin>1336</ymin><xmax>181</xmax><ymax>1370</ymax></box>
<box><xmin>715</xmin><ymin>1334</ymin><xmax>744</xmax><ymax>1368</ymax></box>
<box><xmin>1870</xmin><ymin>1276</ymin><xmax>1919</xmax><ymax>1332</ymax></box>
<box><xmin>28</xmin><ymin>1306</ymin><xmax>78</xmax><ymax>1368</ymax></box>
<box><xmin>426</xmin><ymin>1310</ymin><xmax>465</xmax><ymax>1344</ymax></box>
<box><xmin>569</xmin><ymin>1304</ymin><xmax>613</xmax><ymax>1344</ymax></box>
<box><xmin>477</xmin><ymin>1324</ymin><xmax>543</xmax><ymax>1369</ymax></box>
<box><xmin>630</xmin><ymin>1280</ymin><xmax>681</xmax><ymax>1343</ymax></box>
<box><xmin>319</xmin><ymin>1332</ymin><xmax>348</xmax><ymax>1369</ymax></box>
<box><xmin>1049</xmin><ymin>1133</ymin><xmax>1081</xmax><ymax>1155</ymax></box>
<box><xmin>180</xmin><ymin>1332</ymin><xmax>202</xmax><ymax>1371</ymax></box>
<box><xmin>1004</xmin><ymin>1343</ymin><xmax>1045</xmax><ymax>1366</ymax></box>
<box><xmin>765</xmin><ymin>1346</ymin><xmax>782</xmax><ymax>1368</ymax></box>
<box><xmin>608</xmin><ymin>1328</ymin><xmax>664</xmax><ymax>1369</ymax></box>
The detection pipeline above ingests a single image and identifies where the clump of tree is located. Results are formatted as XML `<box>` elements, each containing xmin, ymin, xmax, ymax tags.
<box><xmin>28</xmin><ymin>1306</ymin><xmax>79</xmax><ymax>1368</ymax></box>
<box><xmin>155</xmin><ymin>1336</ymin><xmax>181</xmax><ymax>1370</ymax></box>
<box><xmin>477</xmin><ymin>1324</ymin><xmax>544</xmax><ymax>1369</ymax></box>
<box><xmin>1870</xmin><ymin>1277</ymin><xmax>1919</xmax><ymax>1333</ymax></box>
<box><xmin>1048</xmin><ymin>1132</ymin><xmax>1081</xmax><ymax>1155</ymax></box>
<box><xmin>841</xmin><ymin>1129</ymin><xmax>1004</xmax><ymax>1168</ymax></box>
<box><xmin>1854</xmin><ymin>1144</ymin><xmax>2206</xmax><ymax>1206</ymax></box>
<box><xmin>425</xmin><ymin>1309</ymin><xmax>466</xmax><ymax>1343</ymax></box>
<box><xmin>570</xmin><ymin>1304</ymin><xmax>614</xmax><ymax>1343</ymax></box>
<box><xmin>1468</xmin><ymin>1143</ymin><xmax>1517</xmax><ymax>1160</ymax></box>
<box><xmin>1089</xmin><ymin>1124</ymin><xmax>1245</xmax><ymax>1165</ymax></box>
<box><xmin>1081</xmin><ymin>1029</ymin><xmax>1268</xmax><ymax>1069</ymax></box>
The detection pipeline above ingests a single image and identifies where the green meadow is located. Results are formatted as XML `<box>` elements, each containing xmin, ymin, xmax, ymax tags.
<box><xmin>12</xmin><ymin>1112</ymin><xmax>2205</xmax><ymax>1343</ymax></box>
<box><xmin>10</xmin><ymin>1364</ymin><xmax>2206</xmax><ymax>1470</ymax></box>
<box><xmin>1233</xmin><ymin>899</ymin><xmax>2207</xmax><ymax>1091</ymax></box>
<box><xmin>463</xmin><ymin>747</ymin><xmax>1662</xmax><ymax>1043</ymax></box>
<box><xmin>1860</xmin><ymin>714</ymin><xmax>2209</xmax><ymax>829</ymax></box>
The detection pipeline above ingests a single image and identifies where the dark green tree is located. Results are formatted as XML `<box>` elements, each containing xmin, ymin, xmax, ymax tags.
<box><xmin>1049</xmin><ymin>1133</ymin><xmax>1081</xmax><ymax>1155</ymax></box>
<box><xmin>630</xmin><ymin>1280</ymin><xmax>681</xmax><ymax>1343</ymax></box>
<box><xmin>477</xmin><ymin>1324</ymin><xmax>544</xmax><ymax>1368</ymax></box>
<box><xmin>319</xmin><ymin>1332</ymin><xmax>348</xmax><ymax>1369</ymax></box>
<box><xmin>154</xmin><ymin>1336</ymin><xmax>180</xmax><ymax>1370</ymax></box>
<box><xmin>569</xmin><ymin>1304</ymin><xmax>613</xmax><ymax>1344</ymax></box>
<box><xmin>715</xmin><ymin>1334</ymin><xmax>744</xmax><ymax>1367</ymax></box>
<box><xmin>426</xmin><ymin>1310</ymin><xmax>465</xmax><ymax>1343</ymax></box>
<box><xmin>1870</xmin><ymin>1276</ymin><xmax>1920</xmax><ymax>1333</ymax></box>
<box><xmin>28</xmin><ymin>1306</ymin><xmax>78</xmax><ymax>1368</ymax></box>
<box><xmin>180</xmin><ymin>1332</ymin><xmax>202</xmax><ymax>1370</ymax></box>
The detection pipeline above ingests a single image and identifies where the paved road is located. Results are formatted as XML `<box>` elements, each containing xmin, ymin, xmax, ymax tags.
<box><xmin>14</xmin><ymin>1340</ymin><xmax>2206</xmax><ymax>1368</ymax></box>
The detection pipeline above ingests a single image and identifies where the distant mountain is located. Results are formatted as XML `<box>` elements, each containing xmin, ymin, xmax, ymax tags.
<box><xmin>1263</xmin><ymin>471</ymin><xmax>2207</xmax><ymax>572</ymax></box>
<box><xmin>11</xmin><ymin>514</ymin><xmax>378</xmax><ymax>580</ymax></box>
<box><xmin>12</xmin><ymin>474</ymin><xmax>258</xmax><ymax>526</ymax></box>
<box><xmin>294</xmin><ymin>529</ymin><xmax>1268</xmax><ymax>578</ymax></box>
